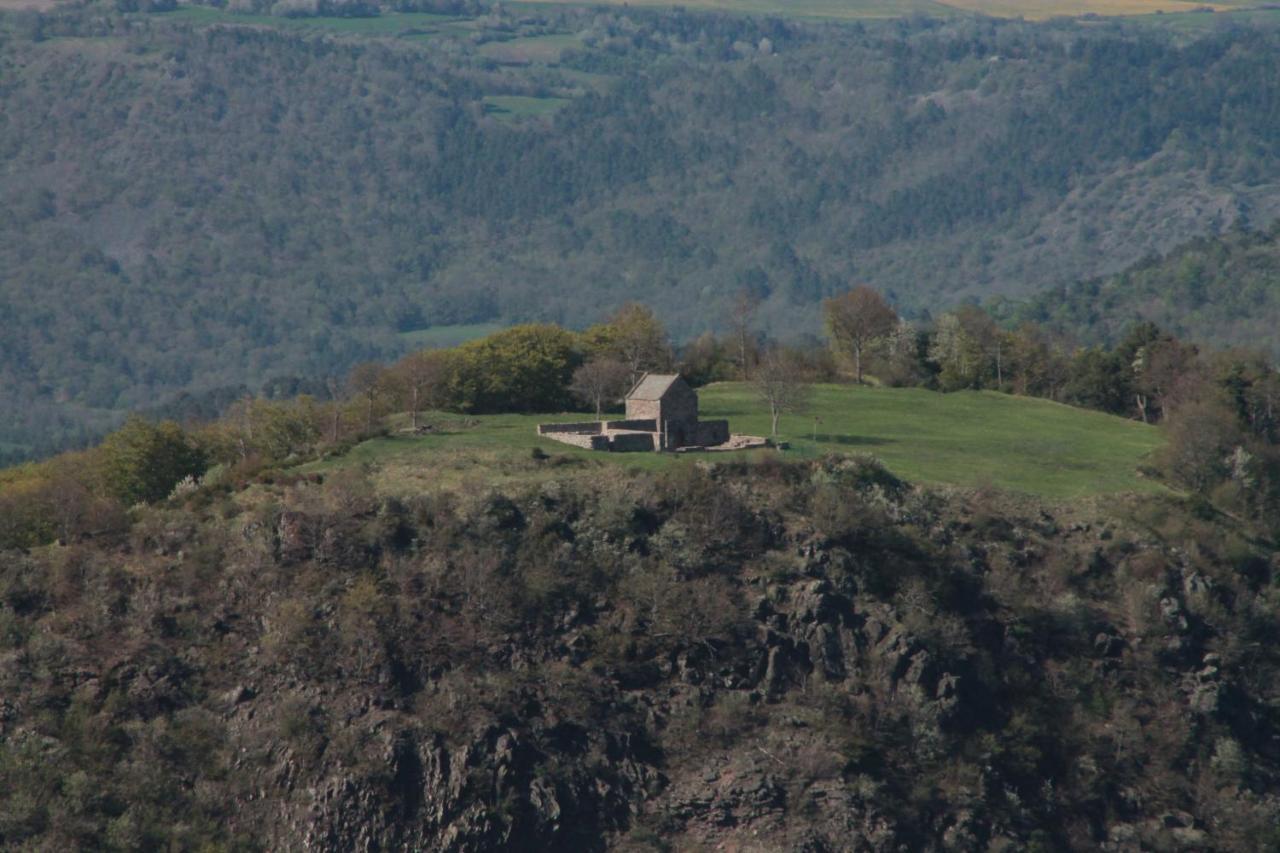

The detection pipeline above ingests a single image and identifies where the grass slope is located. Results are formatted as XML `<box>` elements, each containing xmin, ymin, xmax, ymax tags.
<box><xmin>157</xmin><ymin>7</ymin><xmax>464</xmax><ymax>33</ymax></box>
<box><xmin>307</xmin><ymin>384</ymin><xmax>1163</xmax><ymax>499</ymax></box>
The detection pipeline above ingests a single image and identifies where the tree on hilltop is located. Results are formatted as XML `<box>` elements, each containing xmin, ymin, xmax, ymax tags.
<box><xmin>823</xmin><ymin>286</ymin><xmax>898</xmax><ymax>384</ymax></box>
<box><xmin>729</xmin><ymin>288</ymin><xmax>761</xmax><ymax>378</ymax></box>
<box><xmin>753</xmin><ymin>347</ymin><xmax>812</xmax><ymax>441</ymax></box>
<box><xmin>582</xmin><ymin>303</ymin><xmax>673</xmax><ymax>383</ymax></box>
<box><xmin>448</xmin><ymin>324</ymin><xmax>580</xmax><ymax>413</ymax></box>
<box><xmin>570</xmin><ymin>358</ymin><xmax>632</xmax><ymax>418</ymax></box>
<box><xmin>392</xmin><ymin>350</ymin><xmax>451</xmax><ymax>430</ymax></box>
<box><xmin>346</xmin><ymin>362</ymin><xmax>391</xmax><ymax>433</ymax></box>
<box><xmin>96</xmin><ymin>417</ymin><xmax>207</xmax><ymax>505</ymax></box>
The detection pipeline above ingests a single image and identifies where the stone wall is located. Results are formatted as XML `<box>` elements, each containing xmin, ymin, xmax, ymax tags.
<box><xmin>541</xmin><ymin>432</ymin><xmax>610</xmax><ymax>450</ymax></box>
<box><xmin>692</xmin><ymin>420</ymin><xmax>730</xmax><ymax>447</ymax></box>
<box><xmin>609</xmin><ymin>432</ymin><xmax>657</xmax><ymax>452</ymax></box>
<box><xmin>538</xmin><ymin>422</ymin><xmax>603</xmax><ymax>435</ymax></box>
<box><xmin>604</xmin><ymin>419</ymin><xmax>657</xmax><ymax>432</ymax></box>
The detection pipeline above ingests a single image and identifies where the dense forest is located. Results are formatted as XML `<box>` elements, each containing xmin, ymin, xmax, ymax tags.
<box><xmin>1021</xmin><ymin>220</ymin><xmax>1280</xmax><ymax>352</ymax></box>
<box><xmin>4</xmin><ymin>3</ymin><xmax>1280</xmax><ymax>459</ymax></box>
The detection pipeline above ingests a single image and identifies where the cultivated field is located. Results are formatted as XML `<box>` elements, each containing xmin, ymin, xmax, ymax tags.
<box><xmin>305</xmin><ymin>383</ymin><xmax>1164</xmax><ymax>500</ymax></box>
<box><xmin>944</xmin><ymin>0</ymin><xmax>1240</xmax><ymax>17</ymax></box>
<box><xmin>155</xmin><ymin>7</ymin><xmax>467</xmax><ymax>34</ymax></box>
<box><xmin>505</xmin><ymin>0</ymin><xmax>1245</xmax><ymax>19</ymax></box>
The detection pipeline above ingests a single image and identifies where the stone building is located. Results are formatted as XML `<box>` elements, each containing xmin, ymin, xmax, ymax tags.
<box><xmin>624</xmin><ymin>373</ymin><xmax>699</xmax><ymax>446</ymax></box>
<box><xmin>537</xmin><ymin>372</ymin><xmax>732</xmax><ymax>452</ymax></box>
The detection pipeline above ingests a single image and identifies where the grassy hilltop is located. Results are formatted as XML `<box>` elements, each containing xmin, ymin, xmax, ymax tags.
<box><xmin>3</xmin><ymin>388</ymin><xmax>1277</xmax><ymax>851</ymax></box>
<box><xmin>309</xmin><ymin>383</ymin><xmax>1164</xmax><ymax>499</ymax></box>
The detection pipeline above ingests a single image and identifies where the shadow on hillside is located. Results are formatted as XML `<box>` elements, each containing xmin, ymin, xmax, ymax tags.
<box><xmin>394</xmin><ymin>428</ymin><xmax>462</xmax><ymax>439</ymax></box>
<box><xmin>813</xmin><ymin>434</ymin><xmax>893</xmax><ymax>447</ymax></box>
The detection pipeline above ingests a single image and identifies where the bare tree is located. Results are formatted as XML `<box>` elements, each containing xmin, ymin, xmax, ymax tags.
<box><xmin>753</xmin><ymin>348</ymin><xmax>813</xmax><ymax>441</ymax></box>
<box><xmin>324</xmin><ymin>376</ymin><xmax>344</xmax><ymax>444</ymax></box>
<box><xmin>823</xmin><ymin>286</ymin><xmax>898</xmax><ymax>384</ymax></box>
<box><xmin>395</xmin><ymin>350</ymin><xmax>450</xmax><ymax>430</ymax></box>
<box><xmin>346</xmin><ymin>362</ymin><xmax>388</xmax><ymax>433</ymax></box>
<box><xmin>729</xmin><ymin>288</ymin><xmax>760</xmax><ymax>378</ymax></box>
<box><xmin>570</xmin><ymin>358</ymin><xmax>632</xmax><ymax>418</ymax></box>
<box><xmin>1133</xmin><ymin>338</ymin><xmax>1199</xmax><ymax>424</ymax></box>
<box><xmin>955</xmin><ymin>304</ymin><xmax>1006</xmax><ymax>388</ymax></box>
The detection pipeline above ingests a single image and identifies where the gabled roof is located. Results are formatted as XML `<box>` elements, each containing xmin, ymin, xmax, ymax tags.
<box><xmin>626</xmin><ymin>373</ymin><xmax>684</xmax><ymax>401</ymax></box>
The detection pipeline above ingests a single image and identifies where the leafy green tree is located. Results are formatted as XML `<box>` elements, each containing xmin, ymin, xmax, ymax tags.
<box><xmin>214</xmin><ymin>397</ymin><xmax>320</xmax><ymax>464</ymax></box>
<box><xmin>679</xmin><ymin>332</ymin><xmax>737</xmax><ymax>387</ymax></box>
<box><xmin>447</xmin><ymin>325</ymin><xmax>581</xmax><ymax>413</ymax></box>
<box><xmin>1063</xmin><ymin>348</ymin><xmax>1132</xmax><ymax>415</ymax></box>
<box><xmin>96</xmin><ymin>417</ymin><xmax>206</xmax><ymax>505</ymax></box>
<box><xmin>582</xmin><ymin>303</ymin><xmax>673</xmax><ymax>382</ymax></box>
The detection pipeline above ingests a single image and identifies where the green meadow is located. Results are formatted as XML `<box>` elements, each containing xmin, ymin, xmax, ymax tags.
<box><xmin>157</xmin><ymin>7</ymin><xmax>466</xmax><ymax>33</ymax></box>
<box><xmin>305</xmin><ymin>383</ymin><xmax>1165</xmax><ymax>500</ymax></box>
<box><xmin>1123</xmin><ymin>6</ymin><xmax>1280</xmax><ymax>30</ymax></box>
<box><xmin>482</xmin><ymin>95</ymin><xmax>572</xmax><ymax>121</ymax></box>
<box><xmin>396</xmin><ymin>323</ymin><xmax>507</xmax><ymax>349</ymax></box>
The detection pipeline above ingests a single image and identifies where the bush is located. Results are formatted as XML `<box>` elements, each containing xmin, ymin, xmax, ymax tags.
<box><xmin>96</xmin><ymin>418</ymin><xmax>207</xmax><ymax>506</ymax></box>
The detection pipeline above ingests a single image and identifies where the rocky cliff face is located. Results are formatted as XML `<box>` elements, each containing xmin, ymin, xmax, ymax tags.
<box><xmin>3</xmin><ymin>458</ymin><xmax>1279</xmax><ymax>850</ymax></box>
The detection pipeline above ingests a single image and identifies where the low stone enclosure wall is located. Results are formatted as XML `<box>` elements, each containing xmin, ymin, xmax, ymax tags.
<box><xmin>537</xmin><ymin>422</ymin><xmax>604</xmax><ymax>436</ymax></box>
<box><xmin>537</xmin><ymin>418</ymin><xmax>752</xmax><ymax>453</ymax></box>
<box><xmin>609</xmin><ymin>432</ymin><xmax>657</xmax><ymax>452</ymax></box>
<box><xmin>604</xmin><ymin>419</ymin><xmax>657</xmax><ymax>432</ymax></box>
<box><xmin>691</xmin><ymin>420</ymin><xmax>729</xmax><ymax>446</ymax></box>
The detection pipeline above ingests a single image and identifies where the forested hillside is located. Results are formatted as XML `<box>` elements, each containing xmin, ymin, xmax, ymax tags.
<box><xmin>4</xmin><ymin>4</ymin><xmax>1280</xmax><ymax>458</ymax></box>
<box><xmin>1023</xmin><ymin>221</ymin><xmax>1280</xmax><ymax>353</ymax></box>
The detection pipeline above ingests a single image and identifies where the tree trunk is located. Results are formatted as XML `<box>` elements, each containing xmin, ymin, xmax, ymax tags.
<box><xmin>854</xmin><ymin>342</ymin><xmax>864</xmax><ymax>384</ymax></box>
<box><xmin>771</xmin><ymin>407</ymin><xmax>780</xmax><ymax>439</ymax></box>
<box><xmin>1136</xmin><ymin>394</ymin><xmax>1149</xmax><ymax>424</ymax></box>
<box><xmin>411</xmin><ymin>385</ymin><xmax>419</xmax><ymax>430</ymax></box>
<box><xmin>331</xmin><ymin>409</ymin><xmax>341</xmax><ymax>444</ymax></box>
